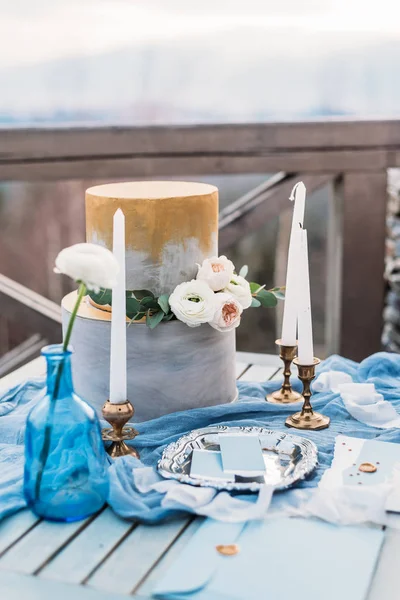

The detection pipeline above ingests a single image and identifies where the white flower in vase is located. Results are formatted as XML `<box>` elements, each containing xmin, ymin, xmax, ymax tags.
<box><xmin>169</xmin><ymin>280</ymin><xmax>217</xmax><ymax>327</ymax></box>
<box><xmin>54</xmin><ymin>243</ymin><xmax>119</xmax><ymax>293</ymax></box>
<box><xmin>210</xmin><ymin>292</ymin><xmax>243</xmax><ymax>332</ymax></box>
<box><xmin>196</xmin><ymin>255</ymin><xmax>235</xmax><ymax>291</ymax></box>
<box><xmin>224</xmin><ymin>274</ymin><xmax>253</xmax><ymax>309</ymax></box>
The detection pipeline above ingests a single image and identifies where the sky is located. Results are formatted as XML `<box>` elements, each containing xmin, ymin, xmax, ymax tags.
<box><xmin>0</xmin><ymin>0</ymin><xmax>399</xmax><ymax>69</ymax></box>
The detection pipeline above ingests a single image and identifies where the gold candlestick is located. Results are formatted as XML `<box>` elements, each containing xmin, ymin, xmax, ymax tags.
<box><xmin>266</xmin><ymin>339</ymin><xmax>303</xmax><ymax>404</ymax></box>
<box><xmin>285</xmin><ymin>358</ymin><xmax>330</xmax><ymax>430</ymax></box>
<box><xmin>102</xmin><ymin>399</ymin><xmax>140</xmax><ymax>459</ymax></box>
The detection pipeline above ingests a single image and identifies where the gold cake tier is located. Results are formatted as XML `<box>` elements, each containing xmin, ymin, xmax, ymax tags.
<box><xmin>86</xmin><ymin>181</ymin><xmax>218</xmax><ymax>296</ymax></box>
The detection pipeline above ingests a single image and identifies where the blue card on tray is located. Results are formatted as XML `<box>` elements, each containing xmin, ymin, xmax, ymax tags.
<box><xmin>190</xmin><ymin>449</ymin><xmax>234</xmax><ymax>482</ymax></box>
<box><xmin>218</xmin><ymin>433</ymin><xmax>265</xmax><ymax>476</ymax></box>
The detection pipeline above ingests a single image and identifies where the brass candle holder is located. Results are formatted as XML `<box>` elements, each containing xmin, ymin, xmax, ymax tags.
<box><xmin>266</xmin><ymin>339</ymin><xmax>303</xmax><ymax>404</ymax></box>
<box><xmin>102</xmin><ymin>399</ymin><xmax>140</xmax><ymax>459</ymax></box>
<box><xmin>285</xmin><ymin>358</ymin><xmax>330</xmax><ymax>430</ymax></box>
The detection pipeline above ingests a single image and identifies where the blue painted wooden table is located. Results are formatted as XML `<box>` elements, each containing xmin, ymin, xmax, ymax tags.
<box><xmin>0</xmin><ymin>353</ymin><xmax>397</xmax><ymax>599</ymax></box>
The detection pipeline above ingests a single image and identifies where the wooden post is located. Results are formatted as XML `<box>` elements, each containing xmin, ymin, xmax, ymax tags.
<box><xmin>325</xmin><ymin>177</ymin><xmax>343</xmax><ymax>356</ymax></box>
<box><xmin>337</xmin><ymin>172</ymin><xmax>387</xmax><ymax>360</ymax></box>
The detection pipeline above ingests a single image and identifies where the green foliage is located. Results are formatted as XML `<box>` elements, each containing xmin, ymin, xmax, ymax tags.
<box><xmin>256</xmin><ymin>289</ymin><xmax>277</xmax><ymax>308</ymax></box>
<box><xmin>249</xmin><ymin>283</ymin><xmax>284</xmax><ymax>309</ymax></box>
<box><xmin>157</xmin><ymin>294</ymin><xmax>170</xmax><ymax>314</ymax></box>
<box><xmin>132</xmin><ymin>289</ymin><xmax>154</xmax><ymax>300</ymax></box>
<box><xmin>90</xmin><ymin>279</ymin><xmax>284</xmax><ymax>330</ymax></box>
<box><xmin>146</xmin><ymin>309</ymin><xmax>165</xmax><ymax>329</ymax></box>
<box><xmin>88</xmin><ymin>288</ymin><xmax>112</xmax><ymax>306</ymax></box>
<box><xmin>126</xmin><ymin>289</ymin><xmax>174</xmax><ymax>329</ymax></box>
<box><xmin>249</xmin><ymin>282</ymin><xmax>265</xmax><ymax>294</ymax></box>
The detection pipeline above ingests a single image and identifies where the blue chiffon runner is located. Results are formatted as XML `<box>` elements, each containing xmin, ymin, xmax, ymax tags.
<box><xmin>1</xmin><ymin>352</ymin><xmax>400</xmax><ymax>522</ymax></box>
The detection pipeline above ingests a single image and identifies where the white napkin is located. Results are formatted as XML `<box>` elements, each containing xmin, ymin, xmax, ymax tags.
<box><xmin>314</xmin><ymin>370</ymin><xmax>400</xmax><ymax>428</ymax></box>
<box><xmin>133</xmin><ymin>465</ymin><xmax>273</xmax><ymax>522</ymax></box>
<box><xmin>313</xmin><ymin>370</ymin><xmax>353</xmax><ymax>393</ymax></box>
<box><xmin>338</xmin><ymin>382</ymin><xmax>400</xmax><ymax>429</ymax></box>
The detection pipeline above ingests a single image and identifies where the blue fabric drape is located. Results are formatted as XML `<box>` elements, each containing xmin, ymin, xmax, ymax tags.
<box><xmin>1</xmin><ymin>352</ymin><xmax>400</xmax><ymax>522</ymax></box>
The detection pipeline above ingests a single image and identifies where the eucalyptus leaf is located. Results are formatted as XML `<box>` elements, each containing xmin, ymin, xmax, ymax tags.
<box><xmin>89</xmin><ymin>288</ymin><xmax>112</xmax><ymax>306</ymax></box>
<box><xmin>257</xmin><ymin>290</ymin><xmax>278</xmax><ymax>307</ymax></box>
<box><xmin>273</xmin><ymin>291</ymin><xmax>285</xmax><ymax>300</ymax></box>
<box><xmin>162</xmin><ymin>312</ymin><xmax>175</xmax><ymax>322</ymax></box>
<box><xmin>158</xmin><ymin>294</ymin><xmax>170</xmax><ymax>314</ymax></box>
<box><xmin>132</xmin><ymin>289</ymin><xmax>154</xmax><ymax>300</ymax></box>
<box><xmin>239</xmin><ymin>265</ymin><xmax>248</xmax><ymax>278</ymax></box>
<box><xmin>251</xmin><ymin>298</ymin><xmax>261</xmax><ymax>308</ymax></box>
<box><xmin>147</xmin><ymin>310</ymin><xmax>165</xmax><ymax>329</ymax></box>
<box><xmin>132</xmin><ymin>311</ymin><xmax>146</xmax><ymax>321</ymax></box>
<box><xmin>250</xmin><ymin>282</ymin><xmax>261</xmax><ymax>294</ymax></box>
<box><xmin>140</xmin><ymin>296</ymin><xmax>159</xmax><ymax>309</ymax></box>
<box><xmin>128</xmin><ymin>311</ymin><xmax>146</xmax><ymax>325</ymax></box>
<box><xmin>250</xmin><ymin>282</ymin><xmax>266</xmax><ymax>295</ymax></box>
<box><xmin>125</xmin><ymin>297</ymin><xmax>142</xmax><ymax>315</ymax></box>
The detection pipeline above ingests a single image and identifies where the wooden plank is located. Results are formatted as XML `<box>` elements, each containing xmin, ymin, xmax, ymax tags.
<box><xmin>235</xmin><ymin>361</ymin><xmax>249</xmax><ymax>379</ymax></box>
<box><xmin>0</xmin><ymin>517</ymin><xmax>92</xmax><ymax>575</ymax></box>
<box><xmin>220</xmin><ymin>173</ymin><xmax>335</xmax><ymax>249</ymax></box>
<box><xmin>340</xmin><ymin>172</ymin><xmax>387</xmax><ymax>360</ymax></box>
<box><xmin>325</xmin><ymin>177</ymin><xmax>343</xmax><ymax>355</ymax></box>
<box><xmin>367</xmin><ymin>528</ymin><xmax>400</xmax><ymax>600</ymax></box>
<box><xmin>0</xmin><ymin>511</ymin><xmax>40</xmax><ymax>555</ymax></box>
<box><xmin>270</xmin><ymin>367</ymin><xmax>284</xmax><ymax>381</ymax></box>
<box><xmin>38</xmin><ymin>509</ymin><xmax>134</xmax><ymax>584</ymax></box>
<box><xmin>0</xmin><ymin>356</ymin><xmax>45</xmax><ymax>392</ymax></box>
<box><xmin>238</xmin><ymin>364</ymin><xmax>279</xmax><ymax>383</ymax></box>
<box><xmin>1</xmin><ymin>120</ymin><xmax>400</xmax><ymax>161</ymax></box>
<box><xmin>136</xmin><ymin>518</ymin><xmax>202</xmax><ymax>598</ymax></box>
<box><xmin>236</xmin><ymin>351</ymin><xmax>281</xmax><ymax>368</ymax></box>
<box><xmin>0</xmin><ymin>274</ymin><xmax>61</xmax><ymax>342</ymax></box>
<box><xmin>0</xmin><ymin>334</ymin><xmax>45</xmax><ymax>378</ymax></box>
<box><xmin>0</xmin><ymin>571</ymin><xmax>129</xmax><ymax>600</ymax></box>
<box><xmin>0</xmin><ymin>150</ymin><xmax>397</xmax><ymax>182</ymax></box>
<box><xmin>86</xmin><ymin>518</ymin><xmax>190</xmax><ymax>595</ymax></box>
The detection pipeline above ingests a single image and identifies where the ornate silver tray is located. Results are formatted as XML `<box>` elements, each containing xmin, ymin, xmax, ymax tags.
<box><xmin>158</xmin><ymin>426</ymin><xmax>318</xmax><ymax>492</ymax></box>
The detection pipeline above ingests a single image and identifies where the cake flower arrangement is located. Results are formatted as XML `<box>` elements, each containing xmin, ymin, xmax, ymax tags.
<box><xmin>90</xmin><ymin>255</ymin><xmax>284</xmax><ymax>331</ymax></box>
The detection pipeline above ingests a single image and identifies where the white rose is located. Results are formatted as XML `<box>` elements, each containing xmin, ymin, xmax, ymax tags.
<box><xmin>209</xmin><ymin>292</ymin><xmax>243</xmax><ymax>332</ymax></box>
<box><xmin>169</xmin><ymin>280</ymin><xmax>216</xmax><ymax>327</ymax></box>
<box><xmin>54</xmin><ymin>243</ymin><xmax>119</xmax><ymax>293</ymax></box>
<box><xmin>224</xmin><ymin>274</ymin><xmax>252</xmax><ymax>309</ymax></box>
<box><xmin>196</xmin><ymin>255</ymin><xmax>235</xmax><ymax>292</ymax></box>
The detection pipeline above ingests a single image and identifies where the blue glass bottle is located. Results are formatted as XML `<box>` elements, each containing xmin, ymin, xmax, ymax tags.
<box><xmin>24</xmin><ymin>344</ymin><xmax>109</xmax><ymax>522</ymax></box>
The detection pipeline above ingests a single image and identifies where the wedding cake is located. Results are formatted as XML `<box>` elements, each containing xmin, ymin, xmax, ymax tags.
<box><xmin>62</xmin><ymin>181</ymin><xmax>238</xmax><ymax>421</ymax></box>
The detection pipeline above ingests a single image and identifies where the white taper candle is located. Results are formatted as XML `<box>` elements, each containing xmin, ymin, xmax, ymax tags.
<box><xmin>297</xmin><ymin>228</ymin><xmax>314</xmax><ymax>365</ymax></box>
<box><xmin>281</xmin><ymin>182</ymin><xmax>306</xmax><ymax>346</ymax></box>
<box><xmin>109</xmin><ymin>208</ymin><xmax>127</xmax><ymax>404</ymax></box>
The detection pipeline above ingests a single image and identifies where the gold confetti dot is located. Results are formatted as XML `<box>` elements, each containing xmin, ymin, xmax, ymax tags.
<box><xmin>216</xmin><ymin>544</ymin><xmax>240</xmax><ymax>556</ymax></box>
<box><xmin>359</xmin><ymin>462</ymin><xmax>377</xmax><ymax>473</ymax></box>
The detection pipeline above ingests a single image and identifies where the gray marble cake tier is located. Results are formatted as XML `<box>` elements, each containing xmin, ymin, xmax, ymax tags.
<box><xmin>62</xmin><ymin>307</ymin><xmax>238</xmax><ymax>422</ymax></box>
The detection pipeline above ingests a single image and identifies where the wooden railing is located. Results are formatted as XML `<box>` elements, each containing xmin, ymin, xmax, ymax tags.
<box><xmin>1</xmin><ymin>118</ymin><xmax>398</xmax><ymax>363</ymax></box>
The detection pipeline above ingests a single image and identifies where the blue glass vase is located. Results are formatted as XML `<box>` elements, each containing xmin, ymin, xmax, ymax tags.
<box><xmin>24</xmin><ymin>344</ymin><xmax>109</xmax><ymax>522</ymax></box>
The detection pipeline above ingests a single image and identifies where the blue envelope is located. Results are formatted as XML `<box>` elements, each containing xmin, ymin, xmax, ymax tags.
<box><xmin>154</xmin><ymin>517</ymin><xmax>384</xmax><ymax>600</ymax></box>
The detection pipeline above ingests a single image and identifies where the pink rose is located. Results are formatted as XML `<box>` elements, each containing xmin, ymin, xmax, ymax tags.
<box><xmin>209</xmin><ymin>292</ymin><xmax>243</xmax><ymax>332</ymax></box>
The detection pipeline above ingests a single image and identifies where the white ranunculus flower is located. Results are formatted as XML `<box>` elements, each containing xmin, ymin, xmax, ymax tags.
<box><xmin>169</xmin><ymin>280</ymin><xmax>216</xmax><ymax>327</ymax></box>
<box><xmin>54</xmin><ymin>243</ymin><xmax>119</xmax><ymax>293</ymax></box>
<box><xmin>224</xmin><ymin>274</ymin><xmax>253</xmax><ymax>309</ymax></box>
<box><xmin>209</xmin><ymin>292</ymin><xmax>243</xmax><ymax>333</ymax></box>
<box><xmin>196</xmin><ymin>255</ymin><xmax>235</xmax><ymax>292</ymax></box>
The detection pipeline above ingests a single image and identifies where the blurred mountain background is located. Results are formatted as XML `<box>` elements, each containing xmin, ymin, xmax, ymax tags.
<box><xmin>0</xmin><ymin>29</ymin><xmax>399</xmax><ymax>124</ymax></box>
